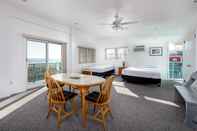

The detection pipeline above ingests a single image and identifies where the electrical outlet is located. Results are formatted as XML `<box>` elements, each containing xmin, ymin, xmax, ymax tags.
<box><xmin>9</xmin><ymin>80</ymin><xmax>14</xmax><ymax>85</ymax></box>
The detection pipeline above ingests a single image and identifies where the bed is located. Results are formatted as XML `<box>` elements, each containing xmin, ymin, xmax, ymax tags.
<box><xmin>122</xmin><ymin>66</ymin><xmax>161</xmax><ymax>85</ymax></box>
<box><xmin>82</xmin><ymin>65</ymin><xmax>115</xmax><ymax>78</ymax></box>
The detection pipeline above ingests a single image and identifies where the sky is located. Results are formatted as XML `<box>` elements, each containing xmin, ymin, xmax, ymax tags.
<box><xmin>27</xmin><ymin>41</ymin><xmax>62</xmax><ymax>61</ymax></box>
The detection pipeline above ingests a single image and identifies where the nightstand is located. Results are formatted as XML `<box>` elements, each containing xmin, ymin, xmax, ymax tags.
<box><xmin>118</xmin><ymin>67</ymin><xmax>125</xmax><ymax>76</ymax></box>
<box><xmin>81</xmin><ymin>70</ymin><xmax>92</xmax><ymax>75</ymax></box>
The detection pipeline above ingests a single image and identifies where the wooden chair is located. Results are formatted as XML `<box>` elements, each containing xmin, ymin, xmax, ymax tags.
<box><xmin>44</xmin><ymin>69</ymin><xmax>65</xmax><ymax>87</ymax></box>
<box><xmin>46</xmin><ymin>76</ymin><xmax>77</xmax><ymax>128</ymax></box>
<box><xmin>85</xmin><ymin>75</ymin><xmax>115</xmax><ymax>131</ymax></box>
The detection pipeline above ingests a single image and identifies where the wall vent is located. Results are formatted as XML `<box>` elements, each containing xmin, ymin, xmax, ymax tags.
<box><xmin>133</xmin><ymin>45</ymin><xmax>145</xmax><ymax>52</ymax></box>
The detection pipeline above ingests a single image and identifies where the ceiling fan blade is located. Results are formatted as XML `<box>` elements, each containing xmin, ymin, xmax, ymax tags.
<box><xmin>98</xmin><ymin>22</ymin><xmax>113</xmax><ymax>25</ymax></box>
<box><xmin>121</xmin><ymin>21</ymin><xmax>139</xmax><ymax>25</ymax></box>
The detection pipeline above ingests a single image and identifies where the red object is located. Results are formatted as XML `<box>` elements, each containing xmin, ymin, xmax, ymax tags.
<box><xmin>169</xmin><ymin>55</ymin><xmax>182</xmax><ymax>62</ymax></box>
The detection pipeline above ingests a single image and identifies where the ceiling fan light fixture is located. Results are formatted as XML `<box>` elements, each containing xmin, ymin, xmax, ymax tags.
<box><xmin>112</xmin><ymin>26</ymin><xmax>123</xmax><ymax>31</ymax></box>
<box><xmin>21</xmin><ymin>0</ymin><xmax>28</xmax><ymax>2</ymax></box>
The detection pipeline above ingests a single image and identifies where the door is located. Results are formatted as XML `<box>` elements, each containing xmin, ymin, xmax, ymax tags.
<box><xmin>168</xmin><ymin>43</ymin><xmax>183</xmax><ymax>80</ymax></box>
<box><xmin>27</xmin><ymin>39</ymin><xmax>65</xmax><ymax>89</ymax></box>
<box><xmin>48</xmin><ymin>43</ymin><xmax>64</xmax><ymax>74</ymax></box>
<box><xmin>27</xmin><ymin>40</ymin><xmax>47</xmax><ymax>85</ymax></box>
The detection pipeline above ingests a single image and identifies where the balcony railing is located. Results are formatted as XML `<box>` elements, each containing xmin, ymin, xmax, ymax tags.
<box><xmin>28</xmin><ymin>62</ymin><xmax>63</xmax><ymax>82</ymax></box>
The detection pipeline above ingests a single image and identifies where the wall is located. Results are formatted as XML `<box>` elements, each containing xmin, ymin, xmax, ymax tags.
<box><xmin>127</xmin><ymin>43</ymin><xmax>168</xmax><ymax>79</ymax></box>
<box><xmin>0</xmin><ymin>2</ymin><xmax>96</xmax><ymax>98</ymax></box>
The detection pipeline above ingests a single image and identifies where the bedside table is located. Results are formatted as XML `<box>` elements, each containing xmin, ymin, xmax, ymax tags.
<box><xmin>81</xmin><ymin>70</ymin><xmax>92</xmax><ymax>75</ymax></box>
<box><xmin>118</xmin><ymin>67</ymin><xmax>125</xmax><ymax>76</ymax></box>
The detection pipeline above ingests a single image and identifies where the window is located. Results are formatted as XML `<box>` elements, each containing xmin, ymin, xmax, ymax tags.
<box><xmin>27</xmin><ymin>40</ymin><xmax>47</xmax><ymax>83</ymax></box>
<box><xmin>48</xmin><ymin>43</ymin><xmax>63</xmax><ymax>74</ymax></box>
<box><xmin>105</xmin><ymin>47</ymin><xmax>128</xmax><ymax>60</ymax></box>
<box><xmin>117</xmin><ymin>47</ymin><xmax>129</xmax><ymax>59</ymax></box>
<box><xmin>27</xmin><ymin>41</ymin><xmax>46</xmax><ymax>62</ymax></box>
<box><xmin>27</xmin><ymin>39</ymin><xmax>65</xmax><ymax>84</ymax></box>
<box><xmin>105</xmin><ymin>48</ymin><xmax>116</xmax><ymax>59</ymax></box>
<box><xmin>79</xmin><ymin>47</ymin><xmax>96</xmax><ymax>64</ymax></box>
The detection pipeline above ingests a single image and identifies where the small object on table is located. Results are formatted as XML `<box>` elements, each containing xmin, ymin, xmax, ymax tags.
<box><xmin>70</xmin><ymin>76</ymin><xmax>81</xmax><ymax>79</ymax></box>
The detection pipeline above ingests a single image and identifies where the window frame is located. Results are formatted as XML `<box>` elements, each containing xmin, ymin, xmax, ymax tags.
<box><xmin>26</xmin><ymin>38</ymin><xmax>66</xmax><ymax>83</ymax></box>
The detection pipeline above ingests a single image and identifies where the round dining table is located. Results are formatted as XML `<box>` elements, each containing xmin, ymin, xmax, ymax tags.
<box><xmin>51</xmin><ymin>73</ymin><xmax>105</xmax><ymax>127</ymax></box>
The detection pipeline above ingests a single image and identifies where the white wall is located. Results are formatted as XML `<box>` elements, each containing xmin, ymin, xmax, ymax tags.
<box><xmin>0</xmin><ymin>2</ymin><xmax>96</xmax><ymax>98</ymax></box>
<box><xmin>128</xmin><ymin>43</ymin><xmax>168</xmax><ymax>79</ymax></box>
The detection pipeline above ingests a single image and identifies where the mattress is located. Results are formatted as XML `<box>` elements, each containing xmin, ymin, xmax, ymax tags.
<box><xmin>83</xmin><ymin>65</ymin><xmax>114</xmax><ymax>73</ymax></box>
<box><xmin>122</xmin><ymin>67</ymin><xmax>161</xmax><ymax>79</ymax></box>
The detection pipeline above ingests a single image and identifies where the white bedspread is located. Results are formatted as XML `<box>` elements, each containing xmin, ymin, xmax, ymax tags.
<box><xmin>83</xmin><ymin>65</ymin><xmax>114</xmax><ymax>73</ymax></box>
<box><xmin>122</xmin><ymin>67</ymin><xmax>161</xmax><ymax>79</ymax></box>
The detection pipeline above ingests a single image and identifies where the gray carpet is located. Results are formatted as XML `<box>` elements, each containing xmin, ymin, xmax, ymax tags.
<box><xmin>0</xmin><ymin>79</ymin><xmax>194</xmax><ymax>131</ymax></box>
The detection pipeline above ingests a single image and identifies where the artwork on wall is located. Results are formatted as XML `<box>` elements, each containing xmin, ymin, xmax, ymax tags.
<box><xmin>149</xmin><ymin>47</ymin><xmax>163</xmax><ymax>56</ymax></box>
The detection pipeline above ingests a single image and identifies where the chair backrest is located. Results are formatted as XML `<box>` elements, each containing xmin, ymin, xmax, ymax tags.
<box><xmin>44</xmin><ymin>70</ymin><xmax>51</xmax><ymax>88</ymax></box>
<box><xmin>45</xmin><ymin>76</ymin><xmax>65</xmax><ymax>104</ymax></box>
<box><xmin>44</xmin><ymin>68</ymin><xmax>54</xmax><ymax>88</ymax></box>
<box><xmin>98</xmin><ymin>75</ymin><xmax>115</xmax><ymax>103</ymax></box>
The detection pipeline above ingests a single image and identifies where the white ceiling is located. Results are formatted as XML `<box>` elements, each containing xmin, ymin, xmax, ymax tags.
<box><xmin>4</xmin><ymin>0</ymin><xmax>197</xmax><ymax>44</ymax></box>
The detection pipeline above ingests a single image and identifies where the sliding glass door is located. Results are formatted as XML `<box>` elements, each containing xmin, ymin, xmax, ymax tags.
<box><xmin>48</xmin><ymin>43</ymin><xmax>63</xmax><ymax>74</ymax></box>
<box><xmin>27</xmin><ymin>39</ymin><xmax>65</xmax><ymax>88</ymax></box>
<box><xmin>27</xmin><ymin>40</ymin><xmax>47</xmax><ymax>83</ymax></box>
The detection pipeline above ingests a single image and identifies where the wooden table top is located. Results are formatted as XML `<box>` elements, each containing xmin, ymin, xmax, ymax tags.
<box><xmin>52</xmin><ymin>73</ymin><xmax>105</xmax><ymax>87</ymax></box>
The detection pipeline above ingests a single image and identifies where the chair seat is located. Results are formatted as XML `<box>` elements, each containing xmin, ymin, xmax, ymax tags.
<box><xmin>85</xmin><ymin>91</ymin><xmax>100</xmax><ymax>103</ymax></box>
<box><xmin>63</xmin><ymin>90</ymin><xmax>77</xmax><ymax>100</ymax></box>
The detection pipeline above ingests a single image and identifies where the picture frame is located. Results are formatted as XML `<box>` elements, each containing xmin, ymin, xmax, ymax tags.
<box><xmin>149</xmin><ymin>47</ymin><xmax>163</xmax><ymax>56</ymax></box>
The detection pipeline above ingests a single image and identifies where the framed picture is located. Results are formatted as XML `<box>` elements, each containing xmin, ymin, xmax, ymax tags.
<box><xmin>149</xmin><ymin>47</ymin><xmax>163</xmax><ymax>56</ymax></box>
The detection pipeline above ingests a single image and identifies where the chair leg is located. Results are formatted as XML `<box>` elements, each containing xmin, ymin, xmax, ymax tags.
<box><xmin>107</xmin><ymin>105</ymin><xmax>113</xmax><ymax>119</ymax></box>
<box><xmin>108</xmin><ymin>109</ymin><xmax>113</xmax><ymax>119</ymax></box>
<box><xmin>71</xmin><ymin>97</ymin><xmax>77</xmax><ymax>114</ymax></box>
<box><xmin>93</xmin><ymin>105</ymin><xmax>96</xmax><ymax>112</ymax></box>
<box><xmin>101</xmin><ymin>109</ymin><xmax>107</xmax><ymax>131</ymax></box>
<box><xmin>57</xmin><ymin>106</ymin><xmax>63</xmax><ymax>128</ymax></box>
<box><xmin>102</xmin><ymin>122</ymin><xmax>107</xmax><ymax>131</ymax></box>
<box><xmin>47</xmin><ymin>108</ymin><xmax>52</xmax><ymax>119</ymax></box>
<box><xmin>47</xmin><ymin>103</ymin><xmax>52</xmax><ymax>119</ymax></box>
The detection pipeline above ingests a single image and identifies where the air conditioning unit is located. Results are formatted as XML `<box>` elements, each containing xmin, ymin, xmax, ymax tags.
<box><xmin>133</xmin><ymin>45</ymin><xmax>145</xmax><ymax>52</ymax></box>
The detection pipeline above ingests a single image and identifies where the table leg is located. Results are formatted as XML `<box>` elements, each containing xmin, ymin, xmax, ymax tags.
<box><xmin>80</xmin><ymin>88</ymin><xmax>88</xmax><ymax>127</ymax></box>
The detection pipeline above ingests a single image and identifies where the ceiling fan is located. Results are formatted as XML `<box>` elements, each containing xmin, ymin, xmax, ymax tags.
<box><xmin>100</xmin><ymin>13</ymin><xmax>139</xmax><ymax>31</ymax></box>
